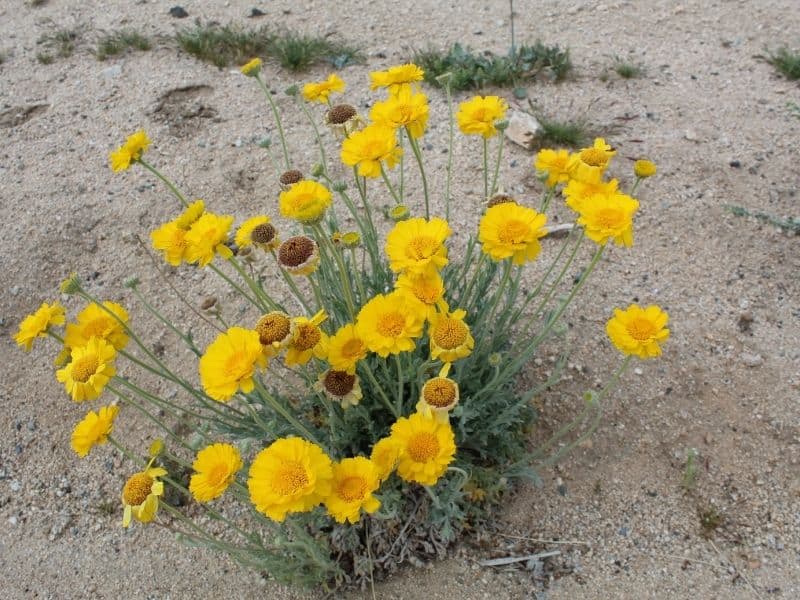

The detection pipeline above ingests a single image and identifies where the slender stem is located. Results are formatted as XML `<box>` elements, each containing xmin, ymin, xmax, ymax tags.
<box><xmin>297</xmin><ymin>97</ymin><xmax>327</xmax><ymax>173</ymax></box>
<box><xmin>313</xmin><ymin>223</ymin><xmax>355</xmax><ymax>320</ymax></box>
<box><xmin>253</xmin><ymin>378</ymin><xmax>321</xmax><ymax>446</ymax></box>
<box><xmin>461</xmin><ymin>253</ymin><xmax>487</xmax><ymax>307</ymax></box>
<box><xmin>255</xmin><ymin>75</ymin><xmax>291</xmax><ymax>170</ymax></box>
<box><xmin>631</xmin><ymin>177</ymin><xmax>642</xmax><ymax>196</ymax></box>
<box><xmin>228</xmin><ymin>257</ymin><xmax>279</xmax><ymax>311</ymax></box>
<box><xmin>138</xmin><ymin>159</ymin><xmax>188</xmax><ymax>207</ymax></box>
<box><xmin>131</xmin><ymin>287</ymin><xmax>200</xmax><ymax>355</ymax></box>
<box><xmin>490</xmin><ymin>133</ymin><xmax>504</xmax><ymax>196</ymax></box>
<box><xmin>269</xmin><ymin>249</ymin><xmax>313</xmax><ymax>314</ymax></box>
<box><xmin>444</xmin><ymin>79</ymin><xmax>455</xmax><ymax>221</ymax></box>
<box><xmin>406</xmin><ymin>131</ymin><xmax>430</xmax><ymax>219</ymax></box>
<box><xmin>208</xmin><ymin>263</ymin><xmax>261</xmax><ymax>309</ymax></box>
<box><xmin>394</xmin><ymin>354</ymin><xmax>405</xmax><ymax>416</ymax></box>
<box><xmin>540</xmin><ymin>187</ymin><xmax>555</xmax><ymax>213</ymax></box>
<box><xmin>361</xmin><ymin>362</ymin><xmax>399</xmax><ymax>418</ymax></box>
<box><xmin>398</xmin><ymin>128</ymin><xmax>405</xmax><ymax>202</ymax></box>
<box><xmin>482</xmin><ymin>137</ymin><xmax>489</xmax><ymax>202</ymax></box>
<box><xmin>380</xmin><ymin>164</ymin><xmax>402</xmax><ymax>205</ymax></box>
<box><xmin>350</xmin><ymin>247</ymin><xmax>366</xmax><ymax>303</ymax></box>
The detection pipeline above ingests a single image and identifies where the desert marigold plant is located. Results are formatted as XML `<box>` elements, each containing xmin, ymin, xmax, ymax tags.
<box><xmin>16</xmin><ymin>60</ymin><xmax>670</xmax><ymax>591</ymax></box>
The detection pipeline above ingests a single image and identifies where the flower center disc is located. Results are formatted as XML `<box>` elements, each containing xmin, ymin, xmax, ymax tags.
<box><xmin>406</xmin><ymin>236</ymin><xmax>437</xmax><ymax>261</ymax></box>
<box><xmin>423</xmin><ymin>378</ymin><xmax>456</xmax><ymax>408</ymax></box>
<box><xmin>377</xmin><ymin>312</ymin><xmax>405</xmax><ymax>337</ymax></box>
<box><xmin>207</xmin><ymin>463</ymin><xmax>231</xmax><ymax>487</ymax></box>
<box><xmin>273</xmin><ymin>461</ymin><xmax>309</xmax><ymax>496</ymax></box>
<box><xmin>407</xmin><ymin>432</ymin><xmax>440</xmax><ymax>462</ymax></box>
<box><xmin>337</xmin><ymin>476</ymin><xmax>367</xmax><ymax>502</ymax></box>
<box><xmin>433</xmin><ymin>319</ymin><xmax>467</xmax><ymax>349</ymax></box>
<box><xmin>251</xmin><ymin>223</ymin><xmax>276</xmax><ymax>244</ymax></box>
<box><xmin>83</xmin><ymin>317</ymin><xmax>110</xmax><ymax>339</ymax></box>
<box><xmin>294</xmin><ymin>324</ymin><xmax>321</xmax><ymax>351</ymax></box>
<box><xmin>341</xmin><ymin>338</ymin><xmax>365</xmax><ymax>359</ymax></box>
<box><xmin>279</xmin><ymin>236</ymin><xmax>315</xmax><ymax>267</ymax></box>
<box><xmin>497</xmin><ymin>219</ymin><xmax>529</xmax><ymax>244</ymax></box>
<box><xmin>72</xmin><ymin>354</ymin><xmax>100</xmax><ymax>383</ymax></box>
<box><xmin>595</xmin><ymin>208</ymin><xmax>624</xmax><ymax>229</ymax></box>
<box><xmin>627</xmin><ymin>317</ymin><xmax>656</xmax><ymax>341</ymax></box>
<box><xmin>123</xmin><ymin>473</ymin><xmax>154</xmax><ymax>506</ymax></box>
<box><xmin>256</xmin><ymin>313</ymin><xmax>290</xmax><ymax>345</ymax></box>
<box><xmin>324</xmin><ymin>370</ymin><xmax>356</xmax><ymax>396</ymax></box>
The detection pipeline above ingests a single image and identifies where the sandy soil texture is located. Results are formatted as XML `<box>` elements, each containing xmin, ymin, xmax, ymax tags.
<box><xmin>1</xmin><ymin>0</ymin><xmax>798</xmax><ymax>598</ymax></box>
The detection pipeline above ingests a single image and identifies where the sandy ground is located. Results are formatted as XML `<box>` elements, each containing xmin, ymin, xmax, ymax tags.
<box><xmin>1</xmin><ymin>0</ymin><xmax>798</xmax><ymax>598</ymax></box>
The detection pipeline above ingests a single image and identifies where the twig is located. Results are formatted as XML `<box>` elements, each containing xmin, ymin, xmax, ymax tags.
<box><xmin>495</xmin><ymin>532</ymin><xmax>591</xmax><ymax>546</ymax></box>
<box><xmin>645</xmin><ymin>552</ymin><xmax>722</xmax><ymax>570</ymax></box>
<box><xmin>479</xmin><ymin>550</ymin><xmax>561</xmax><ymax>567</ymax></box>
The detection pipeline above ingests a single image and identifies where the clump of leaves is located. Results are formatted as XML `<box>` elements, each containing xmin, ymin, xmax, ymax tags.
<box><xmin>176</xmin><ymin>24</ymin><xmax>362</xmax><ymax>71</ymax></box>
<box><xmin>612</xmin><ymin>56</ymin><xmax>645</xmax><ymax>79</ymax></box>
<box><xmin>682</xmin><ymin>448</ymin><xmax>699</xmax><ymax>490</ymax></box>
<box><xmin>95</xmin><ymin>29</ymin><xmax>152</xmax><ymax>61</ymax></box>
<box><xmin>37</xmin><ymin>26</ymin><xmax>81</xmax><ymax>63</ymax></box>
<box><xmin>698</xmin><ymin>506</ymin><xmax>723</xmax><ymax>538</ymax></box>
<box><xmin>767</xmin><ymin>47</ymin><xmax>800</xmax><ymax>80</ymax></box>
<box><xmin>726</xmin><ymin>205</ymin><xmax>800</xmax><ymax>234</ymax></box>
<box><xmin>414</xmin><ymin>41</ymin><xmax>572</xmax><ymax>91</ymax></box>
<box><xmin>538</xmin><ymin>114</ymin><xmax>591</xmax><ymax>147</ymax></box>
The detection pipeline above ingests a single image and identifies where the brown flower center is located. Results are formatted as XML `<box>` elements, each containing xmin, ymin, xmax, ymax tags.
<box><xmin>278</xmin><ymin>236</ymin><xmax>316</xmax><ymax>267</ymax></box>
<box><xmin>487</xmin><ymin>193</ymin><xmax>516</xmax><ymax>208</ymax></box>
<box><xmin>272</xmin><ymin>461</ymin><xmax>309</xmax><ymax>496</ymax></box>
<box><xmin>256</xmin><ymin>312</ymin><xmax>291</xmax><ymax>345</ymax></box>
<box><xmin>626</xmin><ymin>318</ymin><xmax>656</xmax><ymax>342</ymax></box>
<box><xmin>433</xmin><ymin>318</ymin><xmax>468</xmax><ymax>349</ymax></box>
<box><xmin>407</xmin><ymin>432</ymin><xmax>440</xmax><ymax>463</ymax></box>
<box><xmin>279</xmin><ymin>169</ymin><xmax>303</xmax><ymax>186</ymax></box>
<box><xmin>336</xmin><ymin>475</ymin><xmax>367</xmax><ymax>502</ymax></box>
<box><xmin>423</xmin><ymin>378</ymin><xmax>457</xmax><ymax>408</ymax></box>
<box><xmin>251</xmin><ymin>223</ymin><xmax>276</xmax><ymax>245</ymax></box>
<box><xmin>323</xmin><ymin>370</ymin><xmax>356</xmax><ymax>396</ymax></box>
<box><xmin>71</xmin><ymin>354</ymin><xmax>100</xmax><ymax>383</ymax></box>
<box><xmin>293</xmin><ymin>323</ymin><xmax>321</xmax><ymax>351</ymax></box>
<box><xmin>122</xmin><ymin>473</ymin><xmax>153</xmax><ymax>506</ymax></box>
<box><xmin>327</xmin><ymin>104</ymin><xmax>357</xmax><ymax>125</ymax></box>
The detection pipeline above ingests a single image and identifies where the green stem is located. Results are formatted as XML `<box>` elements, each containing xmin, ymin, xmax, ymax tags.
<box><xmin>131</xmin><ymin>288</ymin><xmax>200</xmax><ymax>355</ymax></box>
<box><xmin>380</xmin><ymin>164</ymin><xmax>402</xmax><ymax>205</ymax></box>
<box><xmin>255</xmin><ymin>75</ymin><xmax>291</xmax><ymax>170</ymax></box>
<box><xmin>490</xmin><ymin>133</ymin><xmax>504</xmax><ymax>196</ymax></box>
<box><xmin>406</xmin><ymin>131</ymin><xmax>430</xmax><ymax>219</ymax></box>
<box><xmin>313</xmin><ymin>223</ymin><xmax>355</xmax><ymax>320</ymax></box>
<box><xmin>228</xmin><ymin>257</ymin><xmax>279</xmax><ymax>312</ymax></box>
<box><xmin>394</xmin><ymin>354</ymin><xmax>405</xmax><ymax>416</ymax></box>
<box><xmin>540</xmin><ymin>187</ymin><xmax>555</xmax><ymax>213</ymax></box>
<box><xmin>270</xmin><ymin>249</ymin><xmax>313</xmax><ymax>314</ymax></box>
<box><xmin>208</xmin><ymin>263</ymin><xmax>261</xmax><ymax>309</ymax></box>
<box><xmin>444</xmin><ymin>79</ymin><xmax>455</xmax><ymax>221</ymax></box>
<box><xmin>361</xmin><ymin>362</ymin><xmax>399</xmax><ymax>418</ymax></box>
<box><xmin>297</xmin><ymin>97</ymin><xmax>327</xmax><ymax>173</ymax></box>
<box><xmin>631</xmin><ymin>177</ymin><xmax>642</xmax><ymax>196</ymax></box>
<box><xmin>253</xmin><ymin>378</ymin><xmax>321</xmax><ymax>446</ymax></box>
<box><xmin>482</xmin><ymin>137</ymin><xmax>489</xmax><ymax>202</ymax></box>
<box><xmin>138</xmin><ymin>159</ymin><xmax>188</xmax><ymax>208</ymax></box>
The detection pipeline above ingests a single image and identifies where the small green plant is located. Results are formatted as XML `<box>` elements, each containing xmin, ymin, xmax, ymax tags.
<box><xmin>537</xmin><ymin>114</ymin><xmax>591</xmax><ymax>147</ymax></box>
<box><xmin>726</xmin><ymin>205</ymin><xmax>800</xmax><ymax>234</ymax></box>
<box><xmin>789</xmin><ymin>102</ymin><xmax>800</xmax><ymax>119</ymax></box>
<box><xmin>682</xmin><ymin>447</ymin><xmax>698</xmax><ymax>490</ymax></box>
<box><xmin>176</xmin><ymin>24</ymin><xmax>362</xmax><ymax>71</ymax></box>
<box><xmin>698</xmin><ymin>506</ymin><xmax>723</xmax><ymax>538</ymax></box>
<box><xmin>37</xmin><ymin>26</ymin><xmax>81</xmax><ymax>62</ymax></box>
<box><xmin>414</xmin><ymin>41</ymin><xmax>571</xmax><ymax>91</ymax></box>
<box><xmin>612</xmin><ymin>56</ymin><xmax>644</xmax><ymax>79</ymax></box>
<box><xmin>767</xmin><ymin>47</ymin><xmax>800</xmax><ymax>80</ymax></box>
<box><xmin>95</xmin><ymin>29</ymin><xmax>152</xmax><ymax>61</ymax></box>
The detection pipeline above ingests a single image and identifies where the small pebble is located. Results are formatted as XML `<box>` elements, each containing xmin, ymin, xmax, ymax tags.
<box><xmin>248</xmin><ymin>7</ymin><xmax>266</xmax><ymax>17</ymax></box>
<box><xmin>169</xmin><ymin>6</ymin><xmax>189</xmax><ymax>18</ymax></box>
<box><xmin>729</xmin><ymin>160</ymin><xmax>741</xmax><ymax>168</ymax></box>
<box><xmin>740</xmin><ymin>352</ymin><xmax>763</xmax><ymax>367</ymax></box>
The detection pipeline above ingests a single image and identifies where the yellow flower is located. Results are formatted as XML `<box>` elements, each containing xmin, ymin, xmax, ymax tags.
<box><xmin>277</xmin><ymin>235</ymin><xmax>320</xmax><ymax>276</ymax></box>
<box><xmin>568</xmin><ymin>138</ymin><xmax>616</xmax><ymax>182</ymax></box>
<box><xmin>235</xmin><ymin>215</ymin><xmax>279</xmax><ymax>251</ymax></box>
<box><xmin>326</xmin><ymin>324</ymin><xmax>367</xmax><ymax>373</ymax></box>
<box><xmin>428</xmin><ymin>304</ymin><xmax>474</xmax><ymax>362</ymax></box>
<box><xmin>606</xmin><ymin>304</ymin><xmax>670</xmax><ymax>359</ymax></box>
<box><xmin>534</xmin><ymin>148</ymin><xmax>572</xmax><ymax>188</ymax></box>
<box><xmin>109</xmin><ymin>130</ymin><xmax>150</xmax><ymax>172</ymax></box>
<box><xmin>255</xmin><ymin>311</ymin><xmax>296</xmax><ymax>358</ymax></box>
<box><xmin>150</xmin><ymin>221</ymin><xmax>188</xmax><ymax>266</ymax></box>
<box><xmin>189</xmin><ymin>443</ymin><xmax>243</xmax><ymax>503</ymax></box>
<box><xmin>563</xmin><ymin>175</ymin><xmax>619</xmax><ymax>213</ymax></box>
<box><xmin>64</xmin><ymin>301</ymin><xmax>130</xmax><ymax>351</ymax></box>
<box><xmin>385</xmin><ymin>217</ymin><xmax>451</xmax><ymax>275</ymax></box>
<box><xmin>576</xmin><ymin>192</ymin><xmax>639</xmax><ymax>247</ymax></box>
<box><xmin>356</xmin><ymin>292</ymin><xmax>424</xmax><ymax>357</ymax></box>
<box><xmin>314</xmin><ymin>369</ymin><xmax>363</xmax><ymax>408</ymax></box>
<box><xmin>478</xmin><ymin>203</ymin><xmax>548</xmax><ymax>264</ymax></box>
<box><xmin>240</xmin><ymin>57</ymin><xmax>263</xmax><ymax>76</ymax></box>
<box><xmin>14</xmin><ymin>302</ymin><xmax>65</xmax><ymax>351</ymax></box>
<box><xmin>71</xmin><ymin>404</ymin><xmax>119</xmax><ymax>457</ymax></box>
<box><xmin>369</xmin><ymin>87</ymin><xmax>429</xmax><ymax>139</ymax></box>
<box><xmin>370</xmin><ymin>437</ymin><xmax>401</xmax><ymax>481</ymax></box>
<box><xmin>391</xmin><ymin>412</ymin><xmax>456</xmax><ymax>486</ymax></box>
<box><xmin>302</xmin><ymin>73</ymin><xmax>346</xmax><ymax>103</ymax></box>
<box><xmin>341</xmin><ymin>124</ymin><xmax>402</xmax><ymax>178</ymax></box>
<box><xmin>285</xmin><ymin>310</ymin><xmax>328</xmax><ymax>366</ymax></box>
<box><xmin>324</xmin><ymin>457</ymin><xmax>381</xmax><ymax>524</ymax></box>
<box><xmin>199</xmin><ymin>327</ymin><xmax>265</xmax><ymax>402</ymax></box>
<box><xmin>279</xmin><ymin>180</ymin><xmax>332</xmax><ymax>224</ymax></box>
<box><xmin>342</xmin><ymin>231</ymin><xmax>361</xmax><ymax>248</ymax></box>
<box><xmin>369</xmin><ymin>63</ymin><xmax>425</xmax><ymax>94</ymax></box>
<box><xmin>121</xmin><ymin>458</ymin><xmax>167</xmax><ymax>527</ymax></box>
<box><xmin>416</xmin><ymin>363</ymin><xmax>459</xmax><ymax>422</ymax></box>
<box><xmin>634</xmin><ymin>159</ymin><xmax>657</xmax><ymax>178</ymax></box>
<box><xmin>174</xmin><ymin>199</ymin><xmax>206</xmax><ymax>229</ymax></box>
<box><xmin>395</xmin><ymin>270</ymin><xmax>445</xmax><ymax>322</ymax></box>
<box><xmin>388</xmin><ymin>204</ymin><xmax>410</xmax><ymax>221</ymax></box>
<box><xmin>456</xmin><ymin>95</ymin><xmax>508</xmax><ymax>138</ymax></box>
<box><xmin>56</xmin><ymin>337</ymin><xmax>117</xmax><ymax>402</ymax></box>
<box><xmin>184</xmin><ymin>212</ymin><xmax>234</xmax><ymax>267</ymax></box>
<box><xmin>248</xmin><ymin>437</ymin><xmax>333</xmax><ymax>522</ymax></box>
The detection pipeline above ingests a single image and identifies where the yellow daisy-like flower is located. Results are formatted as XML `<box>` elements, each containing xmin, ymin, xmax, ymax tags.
<box><xmin>56</xmin><ymin>337</ymin><xmax>117</xmax><ymax>402</ymax></box>
<box><xmin>235</xmin><ymin>215</ymin><xmax>279</xmax><ymax>251</ymax></box>
<box><xmin>534</xmin><ymin>148</ymin><xmax>572</xmax><ymax>188</ymax></box>
<box><xmin>150</xmin><ymin>221</ymin><xmax>188</xmax><ymax>266</ymax></box>
<box><xmin>302</xmin><ymin>73</ymin><xmax>346</xmax><ymax>103</ymax></box>
<box><xmin>324</xmin><ymin>457</ymin><xmax>381</xmax><ymax>524</ymax></box>
<box><xmin>121</xmin><ymin>457</ymin><xmax>167</xmax><ymax>527</ymax></box>
<box><xmin>64</xmin><ymin>301</ymin><xmax>130</xmax><ymax>351</ymax></box>
<box><xmin>428</xmin><ymin>304</ymin><xmax>474</xmax><ymax>363</ymax></box>
<box><xmin>71</xmin><ymin>404</ymin><xmax>119</xmax><ymax>458</ymax></box>
<box><xmin>285</xmin><ymin>310</ymin><xmax>329</xmax><ymax>366</ymax></box>
<box><xmin>109</xmin><ymin>130</ymin><xmax>151</xmax><ymax>172</ymax></box>
<box><xmin>369</xmin><ymin>63</ymin><xmax>425</xmax><ymax>94</ymax></box>
<box><xmin>369</xmin><ymin>87</ymin><xmax>429</xmax><ymax>139</ymax></box>
<box><xmin>174</xmin><ymin>199</ymin><xmax>206</xmax><ymax>230</ymax></box>
<box><xmin>563</xmin><ymin>175</ymin><xmax>619</xmax><ymax>213</ymax></box>
<box><xmin>240</xmin><ymin>57</ymin><xmax>263</xmax><ymax>76</ymax></box>
<box><xmin>391</xmin><ymin>412</ymin><xmax>456</xmax><ymax>486</ymax></box>
<box><xmin>184</xmin><ymin>212</ymin><xmax>234</xmax><ymax>267</ymax></box>
<box><xmin>634</xmin><ymin>159</ymin><xmax>657</xmax><ymax>178</ymax></box>
<box><xmin>370</xmin><ymin>437</ymin><xmax>401</xmax><ymax>482</ymax></box>
<box><xmin>14</xmin><ymin>301</ymin><xmax>66</xmax><ymax>351</ymax></box>
<box><xmin>277</xmin><ymin>235</ymin><xmax>320</xmax><ymax>276</ymax></box>
<box><xmin>388</xmin><ymin>204</ymin><xmax>410</xmax><ymax>221</ymax></box>
<box><xmin>416</xmin><ymin>363</ymin><xmax>459</xmax><ymax>422</ymax></box>
<box><xmin>478</xmin><ymin>203</ymin><xmax>548</xmax><ymax>265</ymax></box>
<box><xmin>248</xmin><ymin>437</ymin><xmax>334</xmax><ymax>522</ymax></box>
<box><xmin>456</xmin><ymin>95</ymin><xmax>508</xmax><ymax>138</ymax></box>
<box><xmin>356</xmin><ymin>292</ymin><xmax>424</xmax><ymax>358</ymax></box>
<box><xmin>189</xmin><ymin>443</ymin><xmax>243</xmax><ymax>503</ymax></box>
<box><xmin>395</xmin><ymin>270</ymin><xmax>445</xmax><ymax>322</ymax></box>
<box><xmin>385</xmin><ymin>217</ymin><xmax>451</xmax><ymax>275</ymax></box>
<box><xmin>279</xmin><ymin>180</ymin><xmax>332</xmax><ymax>224</ymax></box>
<box><xmin>198</xmin><ymin>327</ymin><xmax>265</xmax><ymax>402</ymax></box>
<box><xmin>568</xmin><ymin>138</ymin><xmax>616</xmax><ymax>182</ymax></box>
<box><xmin>255</xmin><ymin>311</ymin><xmax>296</xmax><ymax>358</ymax></box>
<box><xmin>576</xmin><ymin>192</ymin><xmax>639</xmax><ymax>247</ymax></box>
<box><xmin>341</xmin><ymin>124</ymin><xmax>402</xmax><ymax>178</ymax></box>
<box><xmin>606</xmin><ymin>304</ymin><xmax>670</xmax><ymax>359</ymax></box>
<box><xmin>314</xmin><ymin>369</ymin><xmax>363</xmax><ymax>408</ymax></box>
<box><xmin>326</xmin><ymin>324</ymin><xmax>367</xmax><ymax>373</ymax></box>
